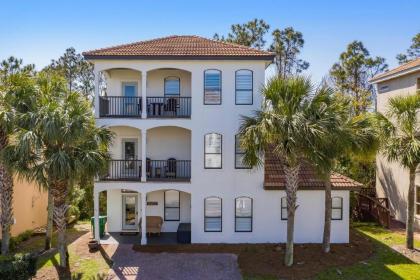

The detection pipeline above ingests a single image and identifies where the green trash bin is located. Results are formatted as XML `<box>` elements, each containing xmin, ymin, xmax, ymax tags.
<box><xmin>91</xmin><ymin>216</ymin><xmax>107</xmax><ymax>238</ymax></box>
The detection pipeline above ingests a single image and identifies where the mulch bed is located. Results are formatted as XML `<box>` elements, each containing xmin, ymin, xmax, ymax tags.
<box><xmin>133</xmin><ymin>229</ymin><xmax>374</xmax><ymax>279</ymax></box>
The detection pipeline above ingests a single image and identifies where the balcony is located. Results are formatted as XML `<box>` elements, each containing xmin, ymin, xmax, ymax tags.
<box><xmin>97</xmin><ymin>68</ymin><xmax>192</xmax><ymax>119</ymax></box>
<box><xmin>146</xmin><ymin>97</ymin><xmax>191</xmax><ymax>118</ymax></box>
<box><xmin>99</xmin><ymin>96</ymin><xmax>142</xmax><ymax>118</ymax></box>
<box><xmin>100</xmin><ymin>159</ymin><xmax>191</xmax><ymax>182</ymax></box>
<box><xmin>146</xmin><ymin>159</ymin><xmax>191</xmax><ymax>181</ymax></box>
<box><xmin>101</xmin><ymin>159</ymin><xmax>142</xmax><ymax>181</ymax></box>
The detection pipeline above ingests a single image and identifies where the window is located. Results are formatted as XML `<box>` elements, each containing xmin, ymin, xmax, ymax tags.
<box><xmin>164</xmin><ymin>190</ymin><xmax>180</xmax><ymax>221</ymax></box>
<box><xmin>235</xmin><ymin>70</ymin><xmax>253</xmax><ymax>105</ymax></box>
<box><xmin>332</xmin><ymin>197</ymin><xmax>343</xmax><ymax>220</ymax></box>
<box><xmin>235</xmin><ymin>134</ymin><xmax>250</xmax><ymax>169</ymax></box>
<box><xmin>164</xmin><ymin>77</ymin><xmax>180</xmax><ymax>96</ymax></box>
<box><xmin>416</xmin><ymin>185</ymin><xmax>420</xmax><ymax>215</ymax></box>
<box><xmin>235</xmin><ymin>197</ymin><xmax>252</xmax><ymax>232</ymax></box>
<box><xmin>204</xmin><ymin>133</ymin><xmax>222</xmax><ymax>168</ymax></box>
<box><xmin>204</xmin><ymin>69</ymin><xmax>221</xmax><ymax>105</ymax></box>
<box><xmin>204</xmin><ymin>197</ymin><xmax>222</xmax><ymax>232</ymax></box>
<box><xmin>379</xmin><ymin>85</ymin><xmax>389</xmax><ymax>93</ymax></box>
<box><xmin>281</xmin><ymin>197</ymin><xmax>288</xmax><ymax>220</ymax></box>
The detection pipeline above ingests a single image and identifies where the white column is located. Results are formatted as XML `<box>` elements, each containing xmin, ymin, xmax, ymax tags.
<box><xmin>141</xmin><ymin>71</ymin><xmax>147</xmax><ymax>119</ymax></box>
<box><xmin>141</xmin><ymin>193</ymin><xmax>147</xmax><ymax>245</ymax></box>
<box><xmin>93</xmin><ymin>189</ymin><xmax>100</xmax><ymax>241</ymax></box>
<box><xmin>94</xmin><ymin>70</ymin><xmax>100</xmax><ymax>118</ymax></box>
<box><xmin>141</xmin><ymin>129</ymin><xmax>147</xmax><ymax>182</ymax></box>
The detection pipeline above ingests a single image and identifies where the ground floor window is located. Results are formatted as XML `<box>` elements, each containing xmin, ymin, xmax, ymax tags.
<box><xmin>235</xmin><ymin>197</ymin><xmax>253</xmax><ymax>232</ymax></box>
<box><xmin>204</xmin><ymin>197</ymin><xmax>222</xmax><ymax>232</ymax></box>
<box><xmin>281</xmin><ymin>197</ymin><xmax>288</xmax><ymax>220</ymax></box>
<box><xmin>332</xmin><ymin>197</ymin><xmax>343</xmax><ymax>220</ymax></box>
<box><xmin>416</xmin><ymin>185</ymin><xmax>420</xmax><ymax>215</ymax></box>
<box><xmin>164</xmin><ymin>190</ymin><xmax>180</xmax><ymax>221</ymax></box>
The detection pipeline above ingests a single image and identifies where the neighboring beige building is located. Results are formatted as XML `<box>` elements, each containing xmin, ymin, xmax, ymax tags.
<box><xmin>0</xmin><ymin>177</ymin><xmax>48</xmax><ymax>238</ymax></box>
<box><xmin>371</xmin><ymin>58</ymin><xmax>420</xmax><ymax>229</ymax></box>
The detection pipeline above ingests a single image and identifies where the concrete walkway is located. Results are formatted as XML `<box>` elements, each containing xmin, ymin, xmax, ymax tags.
<box><xmin>107</xmin><ymin>244</ymin><xmax>242</xmax><ymax>280</ymax></box>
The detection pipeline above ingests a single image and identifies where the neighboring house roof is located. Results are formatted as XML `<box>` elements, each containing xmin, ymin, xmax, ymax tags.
<box><xmin>370</xmin><ymin>58</ymin><xmax>420</xmax><ymax>83</ymax></box>
<box><xmin>264</xmin><ymin>152</ymin><xmax>363</xmax><ymax>190</ymax></box>
<box><xmin>82</xmin><ymin>35</ymin><xmax>275</xmax><ymax>60</ymax></box>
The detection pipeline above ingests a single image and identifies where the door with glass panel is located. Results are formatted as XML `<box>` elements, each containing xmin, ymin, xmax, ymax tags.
<box><xmin>122</xmin><ymin>195</ymin><xmax>138</xmax><ymax>230</ymax></box>
<box><xmin>122</xmin><ymin>139</ymin><xmax>137</xmax><ymax>178</ymax></box>
<box><xmin>122</xmin><ymin>82</ymin><xmax>137</xmax><ymax>116</ymax></box>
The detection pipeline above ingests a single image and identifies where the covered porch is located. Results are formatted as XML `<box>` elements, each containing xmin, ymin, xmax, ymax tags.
<box><xmin>93</xmin><ymin>186</ymin><xmax>191</xmax><ymax>245</ymax></box>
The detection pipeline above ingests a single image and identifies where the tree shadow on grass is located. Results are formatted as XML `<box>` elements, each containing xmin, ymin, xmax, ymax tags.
<box><xmin>317</xmin><ymin>228</ymin><xmax>418</xmax><ymax>280</ymax></box>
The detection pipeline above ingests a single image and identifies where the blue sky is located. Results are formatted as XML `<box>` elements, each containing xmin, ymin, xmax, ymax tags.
<box><xmin>0</xmin><ymin>0</ymin><xmax>418</xmax><ymax>82</ymax></box>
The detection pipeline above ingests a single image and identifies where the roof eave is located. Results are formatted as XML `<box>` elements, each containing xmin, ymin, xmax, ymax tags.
<box><xmin>264</xmin><ymin>184</ymin><xmax>362</xmax><ymax>191</ymax></box>
<box><xmin>83</xmin><ymin>54</ymin><xmax>275</xmax><ymax>61</ymax></box>
<box><xmin>369</xmin><ymin>65</ymin><xmax>420</xmax><ymax>84</ymax></box>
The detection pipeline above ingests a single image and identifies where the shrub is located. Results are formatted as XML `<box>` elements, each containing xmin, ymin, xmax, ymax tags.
<box><xmin>0</xmin><ymin>253</ymin><xmax>37</xmax><ymax>280</ymax></box>
<box><xmin>1</xmin><ymin>230</ymin><xmax>34</xmax><ymax>252</ymax></box>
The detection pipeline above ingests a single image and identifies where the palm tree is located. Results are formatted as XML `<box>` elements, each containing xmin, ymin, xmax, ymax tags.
<box><xmin>0</xmin><ymin>57</ymin><xmax>35</xmax><ymax>254</ymax></box>
<box><xmin>313</xmin><ymin>94</ymin><xmax>378</xmax><ymax>252</ymax></box>
<box><xmin>379</xmin><ymin>94</ymin><xmax>420</xmax><ymax>249</ymax></box>
<box><xmin>3</xmin><ymin>72</ymin><xmax>113</xmax><ymax>267</ymax></box>
<box><xmin>239</xmin><ymin>76</ymin><xmax>342</xmax><ymax>266</ymax></box>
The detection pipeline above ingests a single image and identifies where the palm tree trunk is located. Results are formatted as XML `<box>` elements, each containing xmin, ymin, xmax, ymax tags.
<box><xmin>0</xmin><ymin>164</ymin><xmax>13</xmax><ymax>255</ymax></box>
<box><xmin>51</xmin><ymin>179</ymin><xmax>69</xmax><ymax>267</ymax></box>
<box><xmin>45</xmin><ymin>186</ymin><xmax>54</xmax><ymax>250</ymax></box>
<box><xmin>406</xmin><ymin>166</ymin><xmax>416</xmax><ymax>249</ymax></box>
<box><xmin>284</xmin><ymin>163</ymin><xmax>300</xmax><ymax>267</ymax></box>
<box><xmin>322</xmin><ymin>172</ymin><xmax>332</xmax><ymax>253</ymax></box>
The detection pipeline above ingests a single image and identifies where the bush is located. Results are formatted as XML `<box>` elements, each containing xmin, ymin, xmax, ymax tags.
<box><xmin>8</xmin><ymin>230</ymin><xmax>33</xmax><ymax>251</ymax></box>
<box><xmin>0</xmin><ymin>253</ymin><xmax>37</xmax><ymax>280</ymax></box>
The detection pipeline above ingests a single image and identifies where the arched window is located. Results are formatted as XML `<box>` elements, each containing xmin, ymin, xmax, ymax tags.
<box><xmin>164</xmin><ymin>190</ymin><xmax>180</xmax><ymax>221</ymax></box>
<box><xmin>204</xmin><ymin>133</ymin><xmax>222</xmax><ymax>168</ymax></box>
<box><xmin>235</xmin><ymin>134</ymin><xmax>251</xmax><ymax>169</ymax></box>
<box><xmin>204</xmin><ymin>197</ymin><xmax>222</xmax><ymax>232</ymax></box>
<box><xmin>164</xmin><ymin>76</ymin><xmax>180</xmax><ymax>96</ymax></box>
<box><xmin>332</xmin><ymin>197</ymin><xmax>343</xmax><ymax>220</ymax></box>
<box><xmin>235</xmin><ymin>69</ymin><xmax>253</xmax><ymax>105</ymax></box>
<box><xmin>204</xmin><ymin>69</ymin><xmax>222</xmax><ymax>105</ymax></box>
<box><xmin>281</xmin><ymin>196</ymin><xmax>288</xmax><ymax>220</ymax></box>
<box><xmin>235</xmin><ymin>197</ymin><xmax>253</xmax><ymax>232</ymax></box>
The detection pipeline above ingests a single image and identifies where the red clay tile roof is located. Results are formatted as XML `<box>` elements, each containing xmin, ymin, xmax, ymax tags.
<box><xmin>370</xmin><ymin>58</ymin><xmax>420</xmax><ymax>83</ymax></box>
<box><xmin>83</xmin><ymin>35</ymin><xmax>275</xmax><ymax>60</ymax></box>
<box><xmin>264</xmin><ymin>152</ymin><xmax>363</xmax><ymax>190</ymax></box>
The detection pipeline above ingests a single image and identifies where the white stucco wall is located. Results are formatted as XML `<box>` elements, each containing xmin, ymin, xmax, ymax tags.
<box><xmin>375</xmin><ymin>71</ymin><xmax>420</xmax><ymax>229</ymax></box>
<box><xmin>94</xmin><ymin>58</ymin><xmax>351</xmax><ymax>243</ymax></box>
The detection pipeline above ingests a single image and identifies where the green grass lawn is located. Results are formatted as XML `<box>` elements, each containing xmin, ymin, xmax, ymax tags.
<box><xmin>316</xmin><ymin>223</ymin><xmax>420</xmax><ymax>280</ymax></box>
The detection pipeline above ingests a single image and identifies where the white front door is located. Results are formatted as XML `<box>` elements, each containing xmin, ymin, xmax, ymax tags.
<box><xmin>122</xmin><ymin>194</ymin><xmax>138</xmax><ymax>230</ymax></box>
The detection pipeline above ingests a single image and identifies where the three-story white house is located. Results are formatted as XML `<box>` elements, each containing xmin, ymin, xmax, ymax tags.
<box><xmin>84</xmin><ymin>35</ymin><xmax>360</xmax><ymax>245</ymax></box>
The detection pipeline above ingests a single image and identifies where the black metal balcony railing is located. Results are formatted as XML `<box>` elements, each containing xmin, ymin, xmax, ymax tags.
<box><xmin>146</xmin><ymin>160</ymin><xmax>191</xmax><ymax>181</ymax></box>
<box><xmin>99</xmin><ymin>96</ymin><xmax>142</xmax><ymax>117</ymax></box>
<box><xmin>147</xmin><ymin>97</ymin><xmax>191</xmax><ymax>118</ymax></box>
<box><xmin>100</xmin><ymin>159</ymin><xmax>191</xmax><ymax>181</ymax></box>
<box><xmin>101</xmin><ymin>160</ymin><xmax>142</xmax><ymax>180</ymax></box>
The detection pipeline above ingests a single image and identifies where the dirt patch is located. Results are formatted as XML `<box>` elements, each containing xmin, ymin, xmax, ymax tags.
<box><xmin>133</xmin><ymin>229</ymin><xmax>374</xmax><ymax>279</ymax></box>
<box><xmin>391</xmin><ymin>245</ymin><xmax>420</xmax><ymax>263</ymax></box>
<box><xmin>33</xmin><ymin>225</ymin><xmax>112</xmax><ymax>280</ymax></box>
